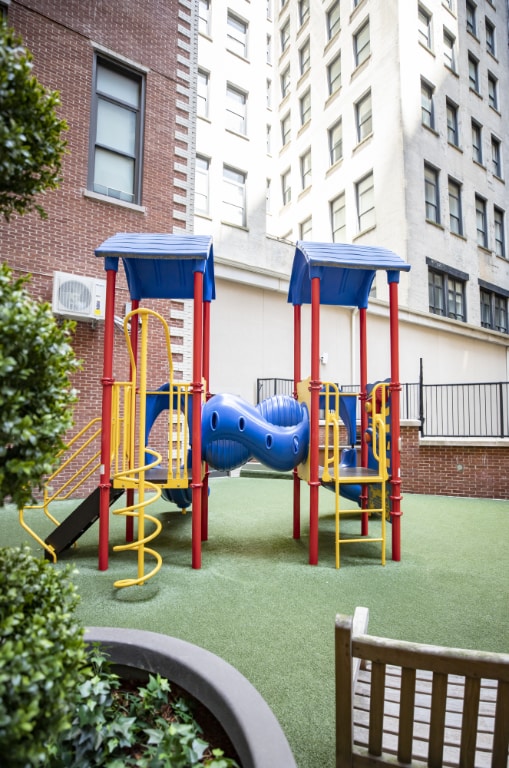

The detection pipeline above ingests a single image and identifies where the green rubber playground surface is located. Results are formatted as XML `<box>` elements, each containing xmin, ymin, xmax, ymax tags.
<box><xmin>2</xmin><ymin>477</ymin><xmax>509</xmax><ymax>768</ymax></box>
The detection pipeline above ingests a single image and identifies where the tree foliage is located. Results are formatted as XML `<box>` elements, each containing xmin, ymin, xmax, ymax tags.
<box><xmin>0</xmin><ymin>19</ymin><xmax>68</xmax><ymax>220</ymax></box>
<box><xmin>0</xmin><ymin>264</ymin><xmax>80</xmax><ymax>509</ymax></box>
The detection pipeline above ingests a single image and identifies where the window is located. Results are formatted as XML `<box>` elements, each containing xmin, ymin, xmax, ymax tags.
<box><xmin>421</xmin><ymin>80</ymin><xmax>435</xmax><ymax>130</ymax></box>
<box><xmin>428</xmin><ymin>262</ymin><xmax>467</xmax><ymax>321</ymax></box>
<box><xmin>195</xmin><ymin>156</ymin><xmax>210</xmax><ymax>215</ymax></box>
<box><xmin>491</xmin><ymin>136</ymin><xmax>502</xmax><ymax>178</ymax></box>
<box><xmin>299</xmin><ymin>216</ymin><xmax>312</xmax><ymax>239</ymax></box>
<box><xmin>300</xmin><ymin>149</ymin><xmax>312</xmax><ymax>189</ymax></box>
<box><xmin>468</xmin><ymin>53</ymin><xmax>480</xmax><ymax>93</ymax></box>
<box><xmin>280</xmin><ymin>18</ymin><xmax>290</xmax><ymax>53</ymax></box>
<box><xmin>266</xmin><ymin>79</ymin><xmax>272</xmax><ymax>109</ymax></box>
<box><xmin>355</xmin><ymin>90</ymin><xmax>372</xmax><ymax>142</ymax></box>
<box><xmin>227</xmin><ymin>12</ymin><xmax>248</xmax><ymax>58</ymax></box>
<box><xmin>299</xmin><ymin>39</ymin><xmax>310</xmax><ymax>75</ymax></box>
<box><xmin>89</xmin><ymin>56</ymin><xmax>144</xmax><ymax>205</ymax></box>
<box><xmin>226</xmin><ymin>85</ymin><xmax>247</xmax><ymax>135</ymax></box>
<box><xmin>327</xmin><ymin>53</ymin><xmax>341</xmax><ymax>96</ymax></box>
<box><xmin>281</xmin><ymin>113</ymin><xmax>291</xmax><ymax>146</ymax></box>
<box><xmin>466</xmin><ymin>1</ymin><xmax>477</xmax><ymax>36</ymax></box>
<box><xmin>327</xmin><ymin>1</ymin><xmax>340</xmax><ymax>40</ymax></box>
<box><xmin>281</xmin><ymin>66</ymin><xmax>291</xmax><ymax>99</ymax></box>
<box><xmin>266</xmin><ymin>178</ymin><xmax>271</xmax><ymax>215</ymax></box>
<box><xmin>444</xmin><ymin>0</ymin><xmax>454</xmax><ymax>10</ymax></box>
<box><xmin>298</xmin><ymin>0</ymin><xmax>310</xmax><ymax>27</ymax></box>
<box><xmin>266</xmin><ymin>124</ymin><xmax>271</xmax><ymax>154</ymax></box>
<box><xmin>222</xmin><ymin>165</ymin><xmax>246</xmax><ymax>226</ymax></box>
<box><xmin>424</xmin><ymin>163</ymin><xmax>440</xmax><ymax>224</ymax></box>
<box><xmin>197</xmin><ymin>69</ymin><xmax>209</xmax><ymax>118</ymax></box>
<box><xmin>485</xmin><ymin>17</ymin><xmax>496</xmax><ymax>55</ymax></box>
<box><xmin>328</xmin><ymin>119</ymin><xmax>342</xmax><ymax>166</ymax></box>
<box><xmin>446</xmin><ymin>99</ymin><xmax>459</xmax><ymax>146</ymax></box>
<box><xmin>488</xmin><ymin>72</ymin><xmax>499</xmax><ymax>110</ymax></box>
<box><xmin>480</xmin><ymin>285</ymin><xmax>508</xmax><ymax>332</ymax></box>
<box><xmin>267</xmin><ymin>0</ymin><xmax>272</xmax><ymax>21</ymax></box>
<box><xmin>475</xmin><ymin>194</ymin><xmax>488</xmax><ymax>248</ymax></box>
<box><xmin>418</xmin><ymin>5</ymin><xmax>433</xmax><ymax>50</ymax></box>
<box><xmin>354</xmin><ymin>20</ymin><xmax>370</xmax><ymax>67</ymax></box>
<box><xmin>198</xmin><ymin>0</ymin><xmax>210</xmax><ymax>36</ymax></box>
<box><xmin>448</xmin><ymin>178</ymin><xmax>463</xmax><ymax>235</ymax></box>
<box><xmin>356</xmin><ymin>171</ymin><xmax>375</xmax><ymax>231</ymax></box>
<box><xmin>472</xmin><ymin>120</ymin><xmax>483</xmax><ymax>164</ymax></box>
<box><xmin>494</xmin><ymin>207</ymin><xmax>506</xmax><ymax>258</ymax></box>
<box><xmin>281</xmin><ymin>169</ymin><xmax>291</xmax><ymax>205</ymax></box>
<box><xmin>443</xmin><ymin>29</ymin><xmax>456</xmax><ymax>71</ymax></box>
<box><xmin>299</xmin><ymin>89</ymin><xmax>311</xmax><ymax>125</ymax></box>
<box><xmin>266</xmin><ymin>35</ymin><xmax>272</xmax><ymax>65</ymax></box>
<box><xmin>330</xmin><ymin>192</ymin><xmax>346</xmax><ymax>241</ymax></box>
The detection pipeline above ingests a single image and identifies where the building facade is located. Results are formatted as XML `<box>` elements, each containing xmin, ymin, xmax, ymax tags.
<box><xmin>195</xmin><ymin>0</ymin><xmax>509</xmax><ymax>403</ymax></box>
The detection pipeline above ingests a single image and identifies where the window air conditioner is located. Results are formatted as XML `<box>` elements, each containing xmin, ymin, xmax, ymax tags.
<box><xmin>52</xmin><ymin>271</ymin><xmax>106</xmax><ymax>321</ymax></box>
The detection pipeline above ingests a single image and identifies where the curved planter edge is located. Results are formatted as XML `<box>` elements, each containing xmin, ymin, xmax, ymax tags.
<box><xmin>85</xmin><ymin>627</ymin><xmax>297</xmax><ymax>768</ymax></box>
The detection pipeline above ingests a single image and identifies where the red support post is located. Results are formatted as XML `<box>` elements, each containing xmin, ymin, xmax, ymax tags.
<box><xmin>293</xmin><ymin>303</ymin><xmax>302</xmax><ymax>540</ymax></box>
<box><xmin>309</xmin><ymin>277</ymin><xmax>321</xmax><ymax>565</ymax></box>
<box><xmin>389</xmin><ymin>278</ymin><xmax>403</xmax><ymax>561</ymax></box>
<box><xmin>201</xmin><ymin>299</ymin><xmax>211</xmax><ymax>542</ymax></box>
<box><xmin>191</xmin><ymin>271</ymin><xmax>204</xmax><ymax>569</ymax></box>
<box><xmin>98</xmin><ymin>268</ymin><xmax>117</xmax><ymax>571</ymax></box>
<box><xmin>359</xmin><ymin>307</ymin><xmax>369</xmax><ymax>535</ymax></box>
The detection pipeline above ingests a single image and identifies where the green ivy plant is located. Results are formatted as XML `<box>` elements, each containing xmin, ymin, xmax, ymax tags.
<box><xmin>0</xmin><ymin>264</ymin><xmax>80</xmax><ymax>509</ymax></box>
<box><xmin>0</xmin><ymin>19</ymin><xmax>68</xmax><ymax>220</ymax></box>
<box><xmin>0</xmin><ymin>546</ymin><xmax>88</xmax><ymax>767</ymax></box>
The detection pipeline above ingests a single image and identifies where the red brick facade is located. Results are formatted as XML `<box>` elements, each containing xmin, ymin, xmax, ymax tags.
<box><xmin>1</xmin><ymin>0</ymin><xmax>193</xmax><ymax>440</ymax></box>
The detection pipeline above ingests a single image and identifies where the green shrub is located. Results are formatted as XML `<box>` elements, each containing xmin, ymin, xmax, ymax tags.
<box><xmin>0</xmin><ymin>546</ymin><xmax>87</xmax><ymax>767</ymax></box>
<box><xmin>0</xmin><ymin>264</ymin><xmax>79</xmax><ymax>509</ymax></box>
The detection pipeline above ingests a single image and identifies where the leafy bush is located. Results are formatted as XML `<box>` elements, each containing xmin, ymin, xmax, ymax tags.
<box><xmin>0</xmin><ymin>546</ymin><xmax>88</xmax><ymax>767</ymax></box>
<box><xmin>0</xmin><ymin>264</ymin><xmax>79</xmax><ymax>509</ymax></box>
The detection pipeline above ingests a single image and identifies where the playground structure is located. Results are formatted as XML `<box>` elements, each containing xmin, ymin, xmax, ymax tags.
<box><xmin>19</xmin><ymin>234</ymin><xmax>410</xmax><ymax>586</ymax></box>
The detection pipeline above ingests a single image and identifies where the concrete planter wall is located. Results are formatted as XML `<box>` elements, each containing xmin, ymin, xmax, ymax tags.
<box><xmin>85</xmin><ymin>627</ymin><xmax>297</xmax><ymax>768</ymax></box>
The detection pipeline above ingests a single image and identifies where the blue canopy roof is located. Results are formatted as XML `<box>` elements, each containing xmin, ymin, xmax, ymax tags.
<box><xmin>95</xmin><ymin>233</ymin><xmax>215</xmax><ymax>301</ymax></box>
<box><xmin>288</xmin><ymin>241</ymin><xmax>410</xmax><ymax>309</ymax></box>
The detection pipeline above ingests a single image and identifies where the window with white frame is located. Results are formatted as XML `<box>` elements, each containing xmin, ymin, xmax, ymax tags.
<box><xmin>485</xmin><ymin>17</ymin><xmax>496</xmax><ymax>56</ymax></box>
<box><xmin>198</xmin><ymin>0</ymin><xmax>211</xmax><ymax>36</ymax></box>
<box><xmin>197</xmin><ymin>69</ymin><xmax>209</xmax><ymax>118</ymax></box>
<box><xmin>475</xmin><ymin>194</ymin><xmax>488</xmax><ymax>248</ymax></box>
<box><xmin>222</xmin><ymin>165</ymin><xmax>246</xmax><ymax>226</ymax></box>
<box><xmin>266</xmin><ymin>124</ymin><xmax>271</xmax><ymax>154</ymax></box>
<box><xmin>327</xmin><ymin>1</ymin><xmax>340</xmax><ymax>40</ymax></box>
<box><xmin>280</xmin><ymin>18</ymin><xmax>290</xmax><ymax>53</ymax></box>
<box><xmin>300</xmin><ymin>149</ymin><xmax>312</xmax><ymax>189</ymax></box>
<box><xmin>281</xmin><ymin>112</ymin><xmax>291</xmax><ymax>146</ymax></box>
<box><xmin>448</xmin><ymin>177</ymin><xmax>463</xmax><ymax>235</ymax></box>
<box><xmin>281</xmin><ymin>66</ymin><xmax>291</xmax><ymax>99</ymax></box>
<box><xmin>356</xmin><ymin>171</ymin><xmax>375</xmax><ymax>231</ymax></box>
<box><xmin>443</xmin><ymin>28</ymin><xmax>456</xmax><ymax>71</ymax></box>
<box><xmin>266</xmin><ymin>178</ymin><xmax>271</xmax><ymax>215</ymax></box>
<box><xmin>299</xmin><ymin>38</ymin><xmax>310</xmax><ymax>75</ymax></box>
<box><xmin>195</xmin><ymin>156</ymin><xmax>210</xmax><ymax>215</ymax></box>
<box><xmin>466</xmin><ymin>1</ymin><xmax>477</xmax><ymax>36</ymax></box>
<box><xmin>472</xmin><ymin>120</ymin><xmax>483</xmax><ymax>164</ymax></box>
<box><xmin>491</xmin><ymin>135</ymin><xmax>502</xmax><ymax>178</ymax></box>
<box><xmin>494</xmin><ymin>207</ymin><xmax>506</xmax><ymax>258</ymax></box>
<box><xmin>226</xmin><ymin>84</ymin><xmax>247</xmax><ymax>135</ymax></box>
<box><xmin>299</xmin><ymin>89</ymin><xmax>311</xmax><ymax>125</ymax></box>
<box><xmin>354</xmin><ymin>19</ymin><xmax>370</xmax><ymax>67</ymax></box>
<box><xmin>428</xmin><ymin>259</ymin><xmax>467</xmax><ymax>321</ymax></box>
<box><xmin>355</xmin><ymin>90</ymin><xmax>372</xmax><ymax>143</ymax></box>
<box><xmin>424</xmin><ymin>163</ymin><xmax>440</xmax><ymax>224</ymax></box>
<box><xmin>89</xmin><ymin>56</ymin><xmax>144</xmax><ymax>205</ymax></box>
<box><xmin>446</xmin><ymin>99</ymin><xmax>459</xmax><ymax>146</ymax></box>
<box><xmin>330</xmin><ymin>192</ymin><xmax>346</xmax><ymax>241</ymax></box>
<box><xmin>328</xmin><ymin>119</ymin><xmax>342</xmax><ymax>166</ymax></box>
<box><xmin>488</xmin><ymin>72</ymin><xmax>499</xmax><ymax>110</ymax></box>
<box><xmin>266</xmin><ymin>35</ymin><xmax>272</xmax><ymax>65</ymax></box>
<box><xmin>327</xmin><ymin>53</ymin><xmax>341</xmax><ymax>96</ymax></box>
<box><xmin>468</xmin><ymin>53</ymin><xmax>480</xmax><ymax>93</ymax></box>
<box><xmin>298</xmin><ymin>0</ymin><xmax>310</xmax><ymax>27</ymax></box>
<box><xmin>299</xmin><ymin>216</ymin><xmax>312</xmax><ymax>239</ymax></box>
<box><xmin>281</xmin><ymin>169</ymin><xmax>291</xmax><ymax>205</ymax></box>
<box><xmin>227</xmin><ymin>12</ymin><xmax>248</xmax><ymax>58</ymax></box>
<box><xmin>266</xmin><ymin>79</ymin><xmax>272</xmax><ymax>109</ymax></box>
<box><xmin>480</xmin><ymin>283</ymin><xmax>508</xmax><ymax>333</ymax></box>
<box><xmin>418</xmin><ymin>5</ymin><xmax>433</xmax><ymax>50</ymax></box>
<box><xmin>421</xmin><ymin>80</ymin><xmax>435</xmax><ymax>130</ymax></box>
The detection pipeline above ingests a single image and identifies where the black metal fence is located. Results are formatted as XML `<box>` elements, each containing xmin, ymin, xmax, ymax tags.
<box><xmin>256</xmin><ymin>378</ymin><xmax>509</xmax><ymax>438</ymax></box>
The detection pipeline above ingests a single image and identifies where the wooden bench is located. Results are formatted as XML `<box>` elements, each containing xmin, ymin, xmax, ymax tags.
<box><xmin>335</xmin><ymin>607</ymin><xmax>509</xmax><ymax>767</ymax></box>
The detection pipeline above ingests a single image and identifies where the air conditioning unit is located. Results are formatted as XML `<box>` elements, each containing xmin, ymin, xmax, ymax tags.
<box><xmin>52</xmin><ymin>271</ymin><xmax>106</xmax><ymax>322</ymax></box>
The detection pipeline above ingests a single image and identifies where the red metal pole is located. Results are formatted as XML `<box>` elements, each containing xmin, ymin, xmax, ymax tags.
<box><xmin>191</xmin><ymin>271</ymin><xmax>204</xmax><ymax>568</ymax></box>
<box><xmin>389</xmin><ymin>278</ymin><xmax>403</xmax><ymax>561</ymax></box>
<box><xmin>293</xmin><ymin>303</ymin><xmax>301</xmax><ymax>540</ymax></box>
<box><xmin>125</xmin><ymin>298</ymin><xmax>139</xmax><ymax>544</ymax></box>
<box><xmin>359</xmin><ymin>307</ymin><xmax>369</xmax><ymax>535</ymax></box>
<box><xmin>309</xmin><ymin>277</ymin><xmax>321</xmax><ymax>565</ymax></box>
<box><xmin>201</xmin><ymin>299</ymin><xmax>211</xmax><ymax>542</ymax></box>
<box><xmin>98</xmin><ymin>268</ymin><xmax>117</xmax><ymax>570</ymax></box>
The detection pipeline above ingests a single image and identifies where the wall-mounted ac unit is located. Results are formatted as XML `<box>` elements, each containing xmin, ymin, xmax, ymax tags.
<box><xmin>52</xmin><ymin>271</ymin><xmax>106</xmax><ymax>321</ymax></box>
